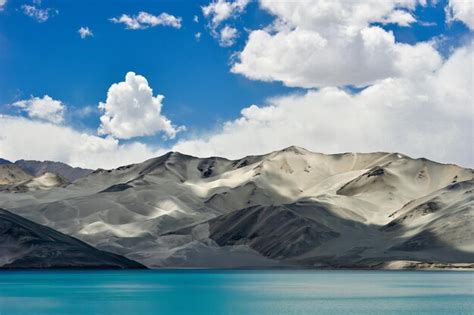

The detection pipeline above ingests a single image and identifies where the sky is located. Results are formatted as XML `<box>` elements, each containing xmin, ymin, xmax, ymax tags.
<box><xmin>0</xmin><ymin>0</ymin><xmax>472</xmax><ymax>169</ymax></box>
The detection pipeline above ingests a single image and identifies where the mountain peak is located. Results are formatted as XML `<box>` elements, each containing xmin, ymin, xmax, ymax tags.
<box><xmin>280</xmin><ymin>146</ymin><xmax>309</xmax><ymax>154</ymax></box>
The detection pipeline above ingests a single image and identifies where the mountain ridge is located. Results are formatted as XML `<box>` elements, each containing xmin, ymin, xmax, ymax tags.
<box><xmin>0</xmin><ymin>147</ymin><xmax>472</xmax><ymax>269</ymax></box>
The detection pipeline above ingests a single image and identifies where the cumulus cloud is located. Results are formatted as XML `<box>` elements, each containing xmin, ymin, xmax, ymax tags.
<box><xmin>13</xmin><ymin>95</ymin><xmax>65</xmax><ymax>124</ymax></box>
<box><xmin>78</xmin><ymin>26</ymin><xmax>93</xmax><ymax>39</ymax></box>
<box><xmin>231</xmin><ymin>0</ymin><xmax>439</xmax><ymax>88</ymax></box>
<box><xmin>0</xmin><ymin>0</ymin><xmax>6</xmax><ymax>11</ymax></box>
<box><xmin>98</xmin><ymin>72</ymin><xmax>184</xmax><ymax>140</ymax></box>
<box><xmin>173</xmin><ymin>44</ymin><xmax>474</xmax><ymax>167</ymax></box>
<box><xmin>1</xmin><ymin>45</ymin><xmax>471</xmax><ymax>169</ymax></box>
<box><xmin>2</xmin><ymin>1</ymin><xmax>471</xmax><ymax>171</ymax></box>
<box><xmin>110</xmin><ymin>11</ymin><xmax>182</xmax><ymax>30</ymax></box>
<box><xmin>21</xmin><ymin>3</ymin><xmax>57</xmax><ymax>22</ymax></box>
<box><xmin>0</xmin><ymin>73</ymin><xmax>182</xmax><ymax>169</ymax></box>
<box><xmin>0</xmin><ymin>115</ymin><xmax>164</xmax><ymax>169</ymax></box>
<box><xmin>446</xmin><ymin>0</ymin><xmax>474</xmax><ymax>30</ymax></box>
<box><xmin>202</xmin><ymin>0</ymin><xmax>249</xmax><ymax>28</ymax></box>
<box><xmin>202</xmin><ymin>0</ymin><xmax>248</xmax><ymax>46</ymax></box>
<box><xmin>219</xmin><ymin>25</ymin><xmax>238</xmax><ymax>46</ymax></box>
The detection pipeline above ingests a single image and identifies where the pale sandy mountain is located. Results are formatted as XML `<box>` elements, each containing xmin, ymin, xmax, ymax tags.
<box><xmin>0</xmin><ymin>164</ymin><xmax>33</xmax><ymax>185</ymax></box>
<box><xmin>9</xmin><ymin>172</ymin><xmax>70</xmax><ymax>192</ymax></box>
<box><xmin>13</xmin><ymin>159</ymin><xmax>92</xmax><ymax>182</ymax></box>
<box><xmin>0</xmin><ymin>171</ymin><xmax>70</xmax><ymax>193</ymax></box>
<box><xmin>0</xmin><ymin>147</ymin><xmax>472</xmax><ymax>269</ymax></box>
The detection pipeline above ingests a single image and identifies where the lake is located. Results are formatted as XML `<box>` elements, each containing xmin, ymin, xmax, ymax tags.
<box><xmin>0</xmin><ymin>270</ymin><xmax>472</xmax><ymax>314</ymax></box>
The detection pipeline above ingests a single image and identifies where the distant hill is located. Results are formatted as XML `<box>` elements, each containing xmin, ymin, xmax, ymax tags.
<box><xmin>13</xmin><ymin>160</ymin><xmax>93</xmax><ymax>182</ymax></box>
<box><xmin>0</xmin><ymin>164</ymin><xmax>33</xmax><ymax>185</ymax></box>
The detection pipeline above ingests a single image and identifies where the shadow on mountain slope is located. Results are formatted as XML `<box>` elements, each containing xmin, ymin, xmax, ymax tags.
<box><xmin>0</xmin><ymin>208</ymin><xmax>146</xmax><ymax>269</ymax></box>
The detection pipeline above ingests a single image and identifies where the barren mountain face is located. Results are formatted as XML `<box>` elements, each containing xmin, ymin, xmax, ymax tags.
<box><xmin>0</xmin><ymin>208</ymin><xmax>145</xmax><ymax>269</ymax></box>
<box><xmin>0</xmin><ymin>165</ymin><xmax>33</xmax><ymax>186</ymax></box>
<box><xmin>13</xmin><ymin>160</ymin><xmax>93</xmax><ymax>182</ymax></box>
<box><xmin>0</xmin><ymin>147</ymin><xmax>472</xmax><ymax>268</ymax></box>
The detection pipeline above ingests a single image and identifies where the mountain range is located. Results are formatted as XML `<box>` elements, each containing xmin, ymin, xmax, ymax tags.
<box><xmin>0</xmin><ymin>159</ymin><xmax>92</xmax><ymax>182</ymax></box>
<box><xmin>0</xmin><ymin>147</ymin><xmax>472</xmax><ymax>269</ymax></box>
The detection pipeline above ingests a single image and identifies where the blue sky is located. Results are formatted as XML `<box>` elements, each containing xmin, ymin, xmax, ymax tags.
<box><xmin>0</xmin><ymin>0</ymin><xmax>293</xmax><ymax>134</ymax></box>
<box><xmin>0</xmin><ymin>0</ymin><xmax>472</xmax><ymax>168</ymax></box>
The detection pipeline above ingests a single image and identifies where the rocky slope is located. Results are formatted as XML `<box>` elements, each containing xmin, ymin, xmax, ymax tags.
<box><xmin>0</xmin><ymin>164</ymin><xmax>33</xmax><ymax>185</ymax></box>
<box><xmin>0</xmin><ymin>147</ymin><xmax>472</xmax><ymax>268</ymax></box>
<box><xmin>0</xmin><ymin>208</ymin><xmax>146</xmax><ymax>269</ymax></box>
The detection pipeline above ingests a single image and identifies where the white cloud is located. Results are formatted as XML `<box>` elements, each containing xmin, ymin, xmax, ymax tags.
<box><xmin>0</xmin><ymin>115</ymin><xmax>164</xmax><ymax>169</ymax></box>
<box><xmin>98</xmin><ymin>72</ymin><xmax>184</xmax><ymax>140</ymax></box>
<box><xmin>13</xmin><ymin>95</ymin><xmax>65</xmax><ymax>124</ymax></box>
<box><xmin>202</xmin><ymin>0</ymin><xmax>249</xmax><ymax>28</ymax></box>
<box><xmin>2</xmin><ymin>1</ymin><xmax>472</xmax><ymax>171</ymax></box>
<box><xmin>232</xmin><ymin>26</ymin><xmax>441</xmax><ymax>88</ymax></box>
<box><xmin>382</xmin><ymin>9</ymin><xmax>416</xmax><ymax>26</ymax></box>
<box><xmin>173</xmin><ymin>43</ymin><xmax>474</xmax><ymax>168</ymax></box>
<box><xmin>219</xmin><ymin>25</ymin><xmax>238</xmax><ymax>46</ymax></box>
<box><xmin>202</xmin><ymin>0</ymin><xmax>249</xmax><ymax>45</ymax></box>
<box><xmin>72</xmin><ymin>105</ymin><xmax>98</xmax><ymax>118</ymax></box>
<box><xmin>193</xmin><ymin>15</ymin><xmax>199</xmax><ymax>23</ymax></box>
<box><xmin>446</xmin><ymin>0</ymin><xmax>474</xmax><ymax>30</ymax></box>
<box><xmin>21</xmin><ymin>4</ymin><xmax>57</xmax><ymax>22</ymax></box>
<box><xmin>231</xmin><ymin>0</ymin><xmax>439</xmax><ymax>88</ymax></box>
<box><xmin>1</xmin><ymin>45</ymin><xmax>471</xmax><ymax>169</ymax></box>
<box><xmin>195</xmin><ymin>32</ymin><xmax>202</xmax><ymax>41</ymax></box>
<box><xmin>110</xmin><ymin>11</ymin><xmax>182</xmax><ymax>30</ymax></box>
<box><xmin>0</xmin><ymin>0</ymin><xmax>6</xmax><ymax>11</ymax></box>
<box><xmin>78</xmin><ymin>26</ymin><xmax>93</xmax><ymax>39</ymax></box>
<box><xmin>418</xmin><ymin>21</ymin><xmax>437</xmax><ymax>27</ymax></box>
<box><xmin>257</xmin><ymin>0</ymin><xmax>421</xmax><ymax>31</ymax></box>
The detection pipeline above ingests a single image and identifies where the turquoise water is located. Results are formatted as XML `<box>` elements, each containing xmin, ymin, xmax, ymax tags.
<box><xmin>0</xmin><ymin>270</ymin><xmax>472</xmax><ymax>315</ymax></box>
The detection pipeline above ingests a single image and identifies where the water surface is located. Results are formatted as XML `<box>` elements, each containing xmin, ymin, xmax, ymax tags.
<box><xmin>0</xmin><ymin>270</ymin><xmax>472</xmax><ymax>314</ymax></box>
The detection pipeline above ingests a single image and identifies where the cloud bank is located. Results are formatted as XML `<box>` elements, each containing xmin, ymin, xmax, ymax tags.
<box><xmin>0</xmin><ymin>115</ymin><xmax>163</xmax><ymax>169</ymax></box>
<box><xmin>174</xmin><ymin>43</ymin><xmax>473</xmax><ymax>167</ymax></box>
<box><xmin>1</xmin><ymin>0</ymin><xmax>472</xmax><ymax>169</ymax></box>
<box><xmin>5</xmin><ymin>42</ymin><xmax>469</xmax><ymax>170</ymax></box>
<box><xmin>231</xmin><ymin>0</ymin><xmax>442</xmax><ymax>88</ymax></box>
